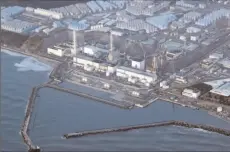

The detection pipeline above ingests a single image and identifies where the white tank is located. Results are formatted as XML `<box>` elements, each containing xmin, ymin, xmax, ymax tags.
<box><xmin>217</xmin><ymin>107</ymin><xmax>222</xmax><ymax>113</ymax></box>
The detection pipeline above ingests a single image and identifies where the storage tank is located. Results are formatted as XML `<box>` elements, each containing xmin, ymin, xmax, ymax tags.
<box><xmin>131</xmin><ymin>91</ymin><xmax>140</xmax><ymax>97</ymax></box>
<box><xmin>81</xmin><ymin>77</ymin><xmax>88</xmax><ymax>82</ymax></box>
<box><xmin>103</xmin><ymin>83</ymin><xmax>111</xmax><ymax>89</ymax></box>
<box><xmin>217</xmin><ymin>107</ymin><xmax>223</xmax><ymax>112</ymax></box>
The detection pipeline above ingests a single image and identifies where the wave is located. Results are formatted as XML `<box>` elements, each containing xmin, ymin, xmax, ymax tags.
<box><xmin>1</xmin><ymin>49</ymin><xmax>27</xmax><ymax>57</ymax></box>
<box><xmin>14</xmin><ymin>57</ymin><xmax>52</xmax><ymax>72</ymax></box>
<box><xmin>192</xmin><ymin>128</ymin><xmax>210</xmax><ymax>133</ymax></box>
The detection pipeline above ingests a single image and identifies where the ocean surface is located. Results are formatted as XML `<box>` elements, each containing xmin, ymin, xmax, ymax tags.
<box><xmin>1</xmin><ymin>49</ymin><xmax>230</xmax><ymax>151</ymax></box>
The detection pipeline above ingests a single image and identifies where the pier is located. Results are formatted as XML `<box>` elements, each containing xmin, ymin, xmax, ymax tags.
<box><xmin>63</xmin><ymin>120</ymin><xmax>230</xmax><ymax>139</ymax></box>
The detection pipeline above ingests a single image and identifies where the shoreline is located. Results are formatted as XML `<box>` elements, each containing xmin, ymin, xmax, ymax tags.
<box><xmin>1</xmin><ymin>46</ymin><xmax>60</xmax><ymax>68</ymax></box>
<box><xmin>2</xmin><ymin>46</ymin><xmax>230</xmax><ymax>124</ymax></box>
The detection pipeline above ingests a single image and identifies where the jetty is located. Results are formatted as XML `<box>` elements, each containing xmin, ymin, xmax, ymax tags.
<box><xmin>63</xmin><ymin>120</ymin><xmax>230</xmax><ymax>139</ymax></box>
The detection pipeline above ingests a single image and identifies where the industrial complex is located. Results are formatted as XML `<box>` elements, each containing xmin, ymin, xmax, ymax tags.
<box><xmin>2</xmin><ymin>0</ymin><xmax>230</xmax><ymax>113</ymax></box>
<box><xmin>1</xmin><ymin>0</ymin><xmax>230</xmax><ymax>151</ymax></box>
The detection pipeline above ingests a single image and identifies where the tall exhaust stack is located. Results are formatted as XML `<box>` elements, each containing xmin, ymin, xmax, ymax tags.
<box><xmin>110</xmin><ymin>32</ymin><xmax>113</xmax><ymax>53</ymax></box>
<box><xmin>108</xmin><ymin>32</ymin><xmax>114</xmax><ymax>62</ymax></box>
<box><xmin>72</xmin><ymin>30</ymin><xmax>77</xmax><ymax>56</ymax></box>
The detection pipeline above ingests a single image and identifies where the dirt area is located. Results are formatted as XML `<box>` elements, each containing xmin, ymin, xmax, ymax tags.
<box><xmin>1</xmin><ymin>30</ymin><xmax>29</xmax><ymax>48</ymax></box>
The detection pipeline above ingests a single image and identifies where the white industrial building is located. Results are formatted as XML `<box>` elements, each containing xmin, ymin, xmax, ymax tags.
<box><xmin>125</xmin><ymin>5</ymin><xmax>144</xmax><ymax>16</ymax></box>
<box><xmin>190</xmin><ymin>33</ymin><xmax>201</xmax><ymax>41</ymax></box>
<box><xmin>110</xmin><ymin>0</ymin><xmax>126</xmax><ymax>9</ymax></box>
<box><xmin>209</xmin><ymin>52</ymin><xmax>224</xmax><ymax>60</ymax></box>
<box><xmin>218</xmin><ymin>58</ymin><xmax>230</xmax><ymax>69</ymax></box>
<box><xmin>182</xmin><ymin>88</ymin><xmax>201</xmax><ymax>98</ymax></box>
<box><xmin>175</xmin><ymin>76</ymin><xmax>188</xmax><ymax>84</ymax></box>
<box><xmin>83</xmin><ymin>45</ymin><xmax>108</xmax><ymax>57</ymax></box>
<box><xmin>73</xmin><ymin>55</ymin><xmax>117</xmax><ymax>74</ymax></box>
<box><xmin>91</xmin><ymin>24</ymin><xmax>103</xmax><ymax>30</ymax></box>
<box><xmin>130</xmin><ymin>58</ymin><xmax>145</xmax><ymax>70</ymax></box>
<box><xmin>170</xmin><ymin>21</ymin><xmax>185</xmax><ymax>29</ymax></box>
<box><xmin>65</xmin><ymin>5</ymin><xmax>82</xmax><ymax>16</ymax></box>
<box><xmin>47</xmin><ymin>44</ymin><xmax>71</xmax><ymax>57</ymax></box>
<box><xmin>160</xmin><ymin>81</ymin><xmax>169</xmax><ymax>89</ymax></box>
<box><xmin>125</xmin><ymin>1</ymin><xmax>170</xmax><ymax>16</ymax></box>
<box><xmin>86</xmin><ymin>1</ymin><xmax>102</xmax><ymax>13</ymax></box>
<box><xmin>116</xmin><ymin>10</ymin><xmax>136</xmax><ymax>22</ymax></box>
<box><xmin>33</xmin><ymin>8</ymin><xmax>63</xmax><ymax>19</ymax></box>
<box><xmin>186</xmin><ymin>26</ymin><xmax>201</xmax><ymax>33</ymax></box>
<box><xmin>179</xmin><ymin>11</ymin><xmax>201</xmax><ymax>24</ymax></box>
<box><xmin>25</xmin><ymin>7</ymin><xmax>35</xmax><ymax>12</ymax></box>
<box><xmin>199</xmin><ymin>3</ymin><xmax>206</xmax><ymax>9</ymax></box>
<box><xmin>116</xmin><ymin>66</ymin><xmax>157</xmax><ymax>84</ymax></box>
<box><xmin>142</xmin><ymin>1</ymin><xmax>170</xmax><ymax>16</ymax></box>
<box><xmin>111</xmin><ymin>30</ymin><xmax>124</xmax><ymax>36</ymax></box>
<box><xmin>196</xmin><ymin>8</ymin><xmax>230</xmax><ymax>27</ymax></box>
<box><xmin>47</xmin><ymin>47</ymin><xmax>65</xmax><ymax>57</ymax></box>
<box><xmin>75</xmin><ymin>3</ymin><xmax>92</xmax><ymax>15</ymax></box>
<box><xmin>50</xmin><ymin>7</ymin><xmax>69</xmax><ymax>17</ymax></box>
<box><xmin>176</xmin><ymin>0</ymin><xmax>197</xmax><ymax>8</ymax></box>
<box><xmin>73</xmin><ymin>55</ymin><xmax>100</xmax><ymax>69</ymax></box>
<box><xmin>179</xmin><ymin>35</ymin><xmax>187</xmax><ymax>41</ymax></box>
<box><xmin>50</xmin><ymin>6</ymin><xmax>80</xmax><ymax>17</ymax></box>
<box><xmin>210</xmin><ymin>82</ymin><xmax>230</xmax><ymax>97</ymax></box>
<box><xmin>116</xmin><ymin>19</ymin><xmax>157</xmax><ymax>33</ymax></box>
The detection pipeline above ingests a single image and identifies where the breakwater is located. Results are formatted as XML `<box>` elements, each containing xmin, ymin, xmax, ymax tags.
<box><xmin>20</xmin><ymin>87</ymin><xmax>40</xmax><ymax>152</ymax></box>
<box><xmin>63</xmin><ymin>120</ymin><xmax>230</xmax><ymax>139</ymax></box>
<box><xmin>20</xmin><ymin>81</ymin><xmax>132</xmax><ymax>151</ymax></box>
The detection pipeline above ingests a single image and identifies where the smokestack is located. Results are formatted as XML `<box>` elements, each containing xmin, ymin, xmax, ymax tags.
<box><xmin>72</xmin><ymin>30</ymin><xmax>77</xmax><ymax>56</ymax></box>
<box><xmin>110</xmin><ymin>32</ymin><xmax>113</xmax><ymax>53</ymax></box>
<box><xmin>152</xmin><ymin>56</ymin><xmax>158</xmax><ymax>72</ymax></box>
<box><xmin>108</xmin><ymin>32</ymin><xmax>114</xmax><ymax>62</ymax></box>
<box><xmin>160</xmin><ymin>54</ymin><xmax>164</xmax><ymax>68</ymax></box>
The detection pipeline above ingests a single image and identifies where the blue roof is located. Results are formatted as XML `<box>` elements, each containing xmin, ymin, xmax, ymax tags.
<box><xmin>53</xmin><ymin>21</ymin><xmax>65</xmax><ymax>28</ymax></box>
<box><xmin>146</xmin><ymin>12</ymin><xmax>177</xmax><ymax>29</ymax></box>
<box><xmin>1</xmin><ymin>6</ymin><xmax>25</xmax><ymax>18</ymax></box>
<box><xmin>66</xmin><ymin>20</ymin><xmax>89</xmax><ymax>31</ymax></box>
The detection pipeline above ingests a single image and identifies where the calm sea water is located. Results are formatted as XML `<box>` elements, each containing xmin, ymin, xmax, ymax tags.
<box><xmin>1</xmin><ymin>49</ymin><xmax>230</xmax><ymax>151</ymax></box>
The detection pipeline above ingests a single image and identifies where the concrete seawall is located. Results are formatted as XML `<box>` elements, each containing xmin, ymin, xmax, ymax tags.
<box><xmin>43</xmin><ymin>84</ymin><xmax>133</xmax><ymax>109</ymax></box>
<box><xmin>63</xmin><ymin>120</ymin><xmax>230</xmax><ymax>139</ymax></box>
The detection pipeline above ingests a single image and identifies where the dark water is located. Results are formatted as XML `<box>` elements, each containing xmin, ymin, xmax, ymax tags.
<box><xmin>2</xmin><ymin>49</ymin><xmax>230</xmax><ymax>151</ymax></box>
